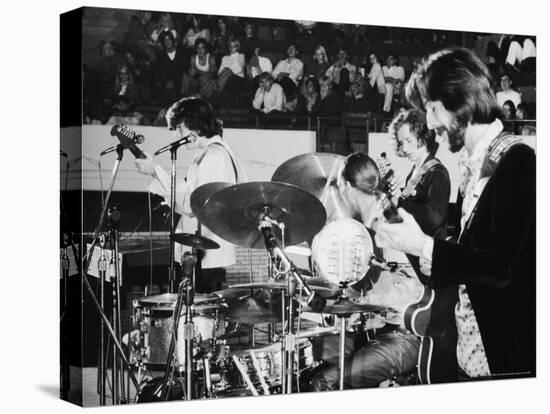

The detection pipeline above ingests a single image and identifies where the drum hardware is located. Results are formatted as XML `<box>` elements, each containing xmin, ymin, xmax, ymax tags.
<box><xmin>97</xmin><ymin>234</ymin><xmax>108</xmax><ymax>405</ymax></box>
<box><xmin>60</xmin><ymin>232</ymin><xmax>72</xmax><ymax>401</ymax></box>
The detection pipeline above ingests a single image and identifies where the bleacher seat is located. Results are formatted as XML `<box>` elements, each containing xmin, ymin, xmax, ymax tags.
<box><xmin>518</xmin><ymin>86</ymin><xmax>536</xmax><ymax>104</ymax></box>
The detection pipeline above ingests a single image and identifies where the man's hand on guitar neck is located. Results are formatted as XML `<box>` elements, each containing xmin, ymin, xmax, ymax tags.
<box><xmin>375</xmin><ymin>208</ymin><xmax>429</xmax><ymax>258</ymax></box>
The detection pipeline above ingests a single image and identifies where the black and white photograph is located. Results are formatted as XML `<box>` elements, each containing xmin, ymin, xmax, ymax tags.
<box><xmin>3</xmin><ymin>1</ymin><xmax>548</xmax><ymax>413</ymax></box>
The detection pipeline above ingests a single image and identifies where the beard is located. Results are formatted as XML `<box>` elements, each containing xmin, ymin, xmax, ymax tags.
<box><xmin>437</xmin><ymin>122</ymin><xmax>465</xmax><ymax>153</ymax></box>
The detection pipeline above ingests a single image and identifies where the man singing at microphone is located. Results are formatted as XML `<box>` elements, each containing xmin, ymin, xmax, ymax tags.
<box><xmin>135</xmin><ymin>97</ymin><xmax>247</xmax><ymax>292</ymax></box>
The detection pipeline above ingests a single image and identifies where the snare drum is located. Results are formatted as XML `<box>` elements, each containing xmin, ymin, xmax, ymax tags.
<box><xmin>132</xmin><ymin>293</ymin><xmax>225</xmax><ymax>366</ymax></box>
<box><xmin>229</xmin><ymin>339</ymin><xmax>318</xmax><ymax>392</ymax></box>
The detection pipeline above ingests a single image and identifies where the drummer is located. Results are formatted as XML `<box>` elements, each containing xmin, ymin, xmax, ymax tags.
<box><xmin>135</xmin><ymin>97</ymin><xmax>248</xmax><ymax>292</ymax></box>
<box><xmin>310</xmin><ymin>152</ymin><xmax>423</xmax><ymax>390</ymax></box>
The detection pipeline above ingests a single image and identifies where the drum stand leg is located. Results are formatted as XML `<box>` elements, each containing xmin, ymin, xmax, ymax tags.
<box><xmin>338</xmin><ymin>316</ymin><xmax>348</xmax><ymax>391</ymax></box>
<box><xmin>60</xmin><ymin>242</ymin><xmax>71</xmax><ymax>401</ymax></box>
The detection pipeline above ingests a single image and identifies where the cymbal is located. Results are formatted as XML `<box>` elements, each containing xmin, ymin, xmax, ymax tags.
<box><xmin>230</xmin><ymin>279</ymin><xmax>341</xmax><ymax>299</ymax></box>
<box><xmin>200</xmin><ymin>182</ymin><xmax>327</xmax><ymax>249</ymax></box>
<box><xmin>171</xmin><ymin>233</ymin><xmax>220</xmax><ymax>250</ymax></box>
<box><xmin>302</xmin><ymin>297</ymin><xmax>388</xmax><ymax>315</ymax></box>
<box><xmin>137</xmin><ymin>293</ymin><xmax>220</xmax><ymax>307</ymax></box>
<box><xmin>190</xmin><ymin>182</ymin><xmax>234</xmax><ymax>224</ymax></box>
<box><xmin>272</xmin><ymin>153</ymin><xmax>353</xmax><ymax>221</ymax></box>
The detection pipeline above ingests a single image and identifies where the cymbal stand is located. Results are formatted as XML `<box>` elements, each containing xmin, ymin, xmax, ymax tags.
<box><xmin>81</xmin><ymin>145</ymin><xmax>141</xmax><ymax>397</ymax></box>
<box><xmin>168</xmin><ymin>147</ymin><xmax>178</xmax><ymax>293</ymax></box>
<box><xmin>160</xmin><ymin>252</ymin><xmax>196</xmax><ymax>401</ymax></box>
<box><xmin>336</xmin><ymin>281</ymin><xmax>351</xmax><ymax>391</ymax></box>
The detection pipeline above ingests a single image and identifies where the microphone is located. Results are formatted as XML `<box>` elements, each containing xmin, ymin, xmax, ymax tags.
<box><xmin>154</xmin><ymin>135</ymin><xmax>192</xmax><ymax>155</ymax></box>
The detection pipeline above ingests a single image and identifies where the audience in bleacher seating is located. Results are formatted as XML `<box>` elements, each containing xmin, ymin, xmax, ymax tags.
<box><xmin>239</xmin><ymin>22</ymin><xmax>262</xmax><ymax>59</ymax></box>
<box><xmin>505</xmin><ymin>36</ymin><xmax>536</xmax><ymax>72</ymax></box>
<box><xmin>154</xmin><ymin>31</ymin><xmax>190</xmax><ymax>105</ymax></box>
<box><xmin>302</xmin><ymin>76</ymin><xmax>322</xmax><ymax>116</ymax></box>
<box><xmin>181</xmin><ymin>15</ymin><xmax>211</xmax><ymax>50</ymax></box>
<box><xmin>319</xmin><ymin>76</ymin><xmax>344</xmax><ymax>117</ymax></box>
<box><xmin>502</xmin><ymin>100</ymin><xmax>516</xmax><ymax>121</ymax></box>
<box><xmin>306</xmin><ymin>45</ymin><xmax>330</xmax><ymax>80</ymax></box>
<box><xmin>181</xmin><ymin>38</ymin><xmax>218</xmax><ymax>98</ymax></box>
<box><xmin>211</xmin><ymin>17</ymin><xmax>233</xmax><ymax>62</ymax></box>
<box><xmin>382</xmin><ymin>54</ymin><xmax>405</xmax><ymax>114</ymax></box>
<box><xmin>272</xmin><ymin>43</ymin><xmax>304</xmax><ymax>96</ymax></box>
<box><xmin>246</xmin><ymin>46</ymin><xmax>273</xmax><ymax>90</ymax></box>
<box><xmin>496</xmin><ymin>73</ymin><xmax>522</xmax><ymax>108</ymax></box>
<box><xmin>325</xmin><ymin>47</ymin><xmax>356</xmax><ymax>97</ymax></box>
<box><xmin>82</xmin><ymin>11</ymin><xmax>536</xmax><ymax>130</ymax></box>
<box><xmin>367</xmin><ymin>53</ymin><xmax>386</xmax><ymax>112</ymax></box>
<box><xmin>516</xmin><ymin>103</ymin><xmax>529</xmax><ymax>120</ymax></box>
<box><xmin>252</xmin><ymin>72</ymin><xmax>285</xmax><ymax>114</ymax></box>
<box><xmin>217</xmin><ymin>38</ymin><xmax>247</xmax><ymax>93</ymax></box>
<box><xmin>150</xmin><ymin>13</ymin><xmax>179</xmax><ymax>46</ymax></box>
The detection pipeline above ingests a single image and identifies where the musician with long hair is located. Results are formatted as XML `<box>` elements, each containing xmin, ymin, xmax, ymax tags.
<box><xmin>375</xmin><ymin>48</ymin><xmax>535</xmax><ymax>381</ymax></box>
<box><xmin>135</xmin><ymin>97</ymin><xmax>247</xmax><ymax>292</ymax></box>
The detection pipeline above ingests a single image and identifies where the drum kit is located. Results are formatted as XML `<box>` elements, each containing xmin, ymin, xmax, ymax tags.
<box><xmin>120</xmin><ymin>152</ymin><xmax>406</xmax><ymax>402</ymax></box>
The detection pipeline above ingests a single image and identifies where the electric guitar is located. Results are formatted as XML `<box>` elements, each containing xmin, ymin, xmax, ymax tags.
<box><xmin>109</xmin><ymin>124</ymin><xmax>147</xmax><ymax>159</ymax></box>
<box><xmin>376</xmin><ymin>154</ymin><xmax>458</xmax><ymax>384</ymax></box>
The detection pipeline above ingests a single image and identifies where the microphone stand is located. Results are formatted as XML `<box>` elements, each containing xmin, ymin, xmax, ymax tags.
<box><xmin>258</xmin><ymin>215</ymin><xmax>326</xmax><ymax>394</ymax></box>
<box><xmin>81</xmin><ymin>144</ymin><xmax>141</xmax><ymax>398</ymax></box>
<box><xmin>168</xmin><ymin>147</ymin><xmax>178</xmax><ymax>293</ymax></box>
<box><xmin>97</xmin><ymin>234</ymin><xmax>107</xmax><ymax>405</ymax></box>
<box><xmin>60</xmin><ymin>234</ymin><xmax>70</xmax><ymax>401</ymax></box>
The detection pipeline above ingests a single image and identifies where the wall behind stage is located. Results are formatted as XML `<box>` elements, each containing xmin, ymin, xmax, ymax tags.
<box><xmin>60</xmin><ymin>126</ymin><xmax>316</xmax><ymax>191</ymax></box>
<box><xmin>368</xmin><ymin>132</ymin><xmax>536</xmax><ymax>202</ymax></box>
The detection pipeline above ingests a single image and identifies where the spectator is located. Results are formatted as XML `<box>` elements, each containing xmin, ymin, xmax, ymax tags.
<box><xmin>181</xmin><ymin>38</ymin><xmax>218</xmax><ymax>98</ymax></box>
<box><xmin>505</xmin><ymin>36</ymin><xmax>536</xmax><ymax>72</ymax></box>
<box><xmin>239</xmin><ymin>21</ymin><xmax>261</xmax><ymax>59</ymax></box>
<box><xmin>123</xmin><ymin>50</ymin><xmax>154</xmax><ymax>103</ymax></box>
<box><xmin>347</xmin><ymin>74</ymin><xmax>378</xmax><ymax>113</ymax></box>
<box><xmin>252</xmin><ymin>72</ymin><xmax>285</xmax><ymax>114</ymax></box>
<box><xmin>302</xmin><ymin>76</ymin><xmax>322</xmax><ymax>115</ymax></box>
<box><xmin>94</xmin><ymin>40</ymin><xmax>126</xmax><ymax>102</ymax></box>
<box><xmin>155</xmin><ymin>31</ymin><xmax>190</xmax><ymax>105</ymax></box>
<box><xmin>112</xmin><ymin>65</ymin><xmax>140</xmax><ymax>105</ymax></box>
<box><xmin>106</xmin><ymin>95</ymin><xmax>143</xmax><ymax>126</ymax></box>
<box><xmin>318</xmin><ymin>75</ymin><xmax>344</xmax><ymax>117</ymax></box>
<box><xmin>382</xmin><ymin>54</ymin><xmax>405</xmax><ymax>114</ymax></box>
<box><xmin>182</xmin><ymin>15</ymin><xmax>211</xmax><ymax>50</ymax></box>
<box><xmin>367</xmin><ymin>53</ymin><xmax>386</xmax><ymax>112</ymax></box>
<box><xmin>516</xmin><ymin>102</ymin><xmax>530</xmax><ymax>120</ymax></box>
<box><xmin>150</xmin><ymin>13</ymin><xmax>179</xmax><ymax>45</ymax></box>
<box><xmin>272</xmin><ymin>44</ymin><xmax>304</xmax><ymax>96</ymax></box>
<box><xmin>325</xmin><ymin>47</ymin><xmax>357</xmax><ymax>96</ymax></box>
<box><xmin>211</xmin><ymin>17</ymin><xmax>233</xmax><ymax>62</ymax></box>
<box><xmin>246</xmin><ymin>46</ymin><xmax>273</xmax><ymax>91</ymax></box>
<box><xmin>502</xmin><ymin>100</ymin><xmax>516</xmax><ymax>120</ymax></box>
<box><xmin>306</xmin><ymin>45</ymin><xmax>330</xmax><ymax>79</ymax></box>
<box><xmin>496</xmin><ymin>73</ymin><xmax>522</xmax><ymax>108</ymax></box>
<box><xmin>217</xmin><ymin>38</ymin><xmax>247</xmax><ymax>93</ymax></box>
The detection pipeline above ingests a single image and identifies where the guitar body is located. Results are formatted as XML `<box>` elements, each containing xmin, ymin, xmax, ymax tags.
<box><xmin>405</xmin><ymin>283</ymin><xmax>458</xmax><ymax>384</ymax></box>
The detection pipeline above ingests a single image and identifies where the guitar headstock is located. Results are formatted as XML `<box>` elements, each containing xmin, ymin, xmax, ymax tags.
<box><xmin>109</xmin><ymin>125</ymin><xmax>146</xmax><ymax>159</ymax></box>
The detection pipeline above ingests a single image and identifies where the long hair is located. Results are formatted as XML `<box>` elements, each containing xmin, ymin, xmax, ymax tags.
<box><xmin>341</xmin><ymin>153</ymin><xmax>380</xmax><ymax>195</ymax></box>
<box><xmin>313</xmin><ymin>45</ymin><xmax>329</xmax><ymax>64</ymax></box>
<box><xmin>165</xmin><ymin>97</ymin><xmax>222</xmax><ymax>137</ymax></box>
<box><xmin>389</xmin><ymin>108</ymin><xmax>439</xmax><ymax>156</ymax></box>
<box><xmin>405</xmin><ymin>48</ymin><xmax>501</xmax><ymax>129</ymax></box>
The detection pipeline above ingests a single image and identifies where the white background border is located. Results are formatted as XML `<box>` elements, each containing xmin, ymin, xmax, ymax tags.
<box><xmin>2</xmin><ymin>1</ymin><xmax>547</xmax><ymax>412</ymax></box>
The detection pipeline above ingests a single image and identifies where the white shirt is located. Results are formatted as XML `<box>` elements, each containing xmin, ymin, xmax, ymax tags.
<box><xmin>496</xmin><ymin>89</ymin><xmax>522</xmax><ymax>108</ymax></box>
<box><xmin>382</xmin><ymin>65</ymin><xmax>405</xmax><ymax>83</ymax></box>
<box><xmin>250</xmin><ymin>56</ymin><xmax>273</xmax><ymax>79</ymax></box>
<box><xmin>368</xmin><ymin>62</ymin><xmax>386</xmax><ymax>94</ymax></box>
<box><xmin>218</xmin><ymin>53</ymin><xmax>245</xmax><ymax>77</ymax></box>
<box><xmin>252</xmin><ymin>83</ymin><xmax>285</xmax><ymax>113</ymax></box>
<box><xmin>272</xmin><ymin>58</ymin><xmax>304</xmax><ymax>84</ymax></box>
<box><xmin>326</xmin><ymin>62</ymin><xmax>357</xmax><ymax>84</ymax></box>
<box><xmin>149</xmin><ymin>136</ymin><xmax>248</xmax><ymax>268</ymax></box>
<box><xmin>454</xmin><ymin>119</ymin><xmax>505</xmax><ymax>378</ymax></box>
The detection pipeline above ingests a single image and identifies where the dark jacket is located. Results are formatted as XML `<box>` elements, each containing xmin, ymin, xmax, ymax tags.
<box><xmin>431</xmin><ymin>143</ymin><xmax>536</xmax><ymax>378</ymax></box>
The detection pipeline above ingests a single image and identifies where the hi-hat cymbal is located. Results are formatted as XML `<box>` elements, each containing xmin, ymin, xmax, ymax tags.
<box><xmin>171</xmin><ymin>233</ymin><xmax>220</xmax><ymax>250</ymax></box>
<box><xmin>200</xmin><ymin>182</ymin><xmax>327</xmax><ymax>249</ymax></box>
<box><xmin>302</xmin><ymin>297</ymin><xmax>388</xmax><ymax>315</ymax></box>
<box><xmin>272</xmin><ymin>153</ymin><xmax>353</xmax><ymax>221</ymax></box>
<box><xmin>137</xmin><ymin>293</ymin><xmax>220</xmax><ymax>307</ymax></box>
<box><xmin>190</xmin><ymin>182</ymin><xmax>234</xmax><ymax>224</ymax></box>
